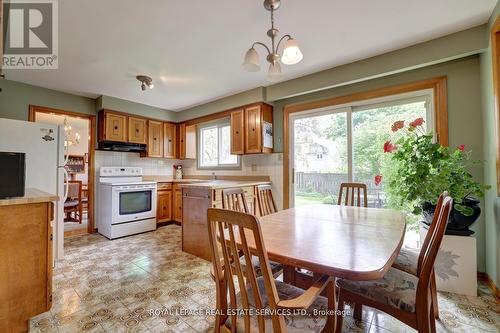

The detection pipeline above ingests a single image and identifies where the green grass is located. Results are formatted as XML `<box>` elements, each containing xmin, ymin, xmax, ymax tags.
<box><xmin>295</xmin><ymin>195</ymin><xmax>331</xmax><ymax>207</ymax></box>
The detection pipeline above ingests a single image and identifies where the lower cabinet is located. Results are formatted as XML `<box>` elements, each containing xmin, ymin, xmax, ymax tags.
<box><xmin>157</xmin><ymin>190</ymin><xmax>172</xmax><ymax>223</ymax></box>
<box><xmin>173</xmin><ymin>185</ymin><xmax>183</xmax><ymax>222</ymax></box>
<box><xmin>156</xmin><ymin>183</ymin><xmax>183</xmax><ymax>224</ymax></box>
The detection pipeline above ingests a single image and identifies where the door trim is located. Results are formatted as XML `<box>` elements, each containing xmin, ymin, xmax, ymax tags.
<box><xmin>28</xmin><ymin>105</ymin><xmax>97</xmax><ymax>234</ymax></box>
<box><xmin>282</xmin><ymin>76</ymin><xmax>448</xmax><ymax>209</ymax></box>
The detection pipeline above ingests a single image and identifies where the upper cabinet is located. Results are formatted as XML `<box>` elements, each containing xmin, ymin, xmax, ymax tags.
<box><xmin>231</xmin><ymin>103</ymin><xmax>273</xmax><ymax>155</ymax></box>
<box><xmin>99</xmin><ymin>110</ymin><xmax>128</xmax><ymax>142</ymax></box>
<box><xmin>128</xmin><ymin>117</ymin><xmax>147</xmax><ymax>144</ymax></box>
<box><xmin>179</xmin><ymin>124</ymin><xmax>196</xmax><ymax>160</ymax></box>
<box><xmin>163</xmin><ymin>123</ymin><xmax>177</xmax><ymax>159</ymax></box>
<box><xmin>147</xmin><ymin>120</ymin><xmax>163</xmax><ymax>158</ymax></box>
<box><xmin>230</xmin><ymin>109</ymin><xmax>245</xmax><ymax>155</ymax></box>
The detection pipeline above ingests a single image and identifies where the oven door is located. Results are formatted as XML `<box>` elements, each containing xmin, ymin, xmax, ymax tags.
<box><xmin>111</xmin><ymin>185</ymin><xmax>157</xmax><ymax>224</ymax></box>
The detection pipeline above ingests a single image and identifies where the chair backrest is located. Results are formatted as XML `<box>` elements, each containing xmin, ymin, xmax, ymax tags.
<box><xmin>415</xmin><ymin>196</ymin><xmax>453</xmax><ymax>309</ymax></box>
<box><xmin>256</xmin><ymin>184</ymin><xmax>277</xmax><ymax>216</ymax></box>
<box><xmin>67</xmin><ymin>180</ymin><xmax>82</xmax><ymax>200</ymax></box>
<box><xmin>222</xmin><ymin>188</ymin><xmax>249</xmax><ymax>213</ymax></box>
<box><xmin>337</xmin><ymin>182</ymin><xmax>368</xmax><ymax>207</ymax></box>
<box><xmin>416</xmin><ymin>192</ymin><xmax>448</xmax><ymax>274</ymax></box>
<box><xmin>207</xmin><ymin>208</ymin><xmax>286</xmax><ymax>332</ymax></box>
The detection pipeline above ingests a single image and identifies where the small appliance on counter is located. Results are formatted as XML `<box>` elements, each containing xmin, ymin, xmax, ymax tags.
<box><xmin>0</xmin><ymin>152</ymin><xmax>26</xmax><ymax>199</ymax></box>
<box><xmin>174</xmin><ymin>165</ymin><xmax>183</xmax><ymax>179</ymax></box>
<box><xmin>97</xmin><ymin>167</ymin><xmax>157</xmax><ymax>239</ymax></box>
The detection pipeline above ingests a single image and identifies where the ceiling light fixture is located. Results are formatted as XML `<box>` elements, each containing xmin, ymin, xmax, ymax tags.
<box><xmin>136</xmin><ymin>75</ymin><xmax>154</xmax><ymax>91</ymax></box>
<box><xmin>242</xmin><ymin>0</ymin><xmax>303</xmax><ymax>81</ymax></box>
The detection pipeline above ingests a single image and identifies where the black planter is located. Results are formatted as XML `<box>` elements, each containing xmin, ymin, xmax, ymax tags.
<box><xmin>421</xmin><ymin>197</ymin><xmax>481</xmax><ymax>236</ymax></box>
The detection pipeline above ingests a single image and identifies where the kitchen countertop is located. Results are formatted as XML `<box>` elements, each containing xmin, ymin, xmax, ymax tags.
<box><xmin>0</xmin><ymin>188</ymin><xmax>59</xmax><ymax>206</ymax></box>
<box><xmin>179</xmin><ymin>180</ymin><xmax>271</xmax><ymax>189</ymax></box>
<box><xmin>142</xmin><ymin>176</ymin><xmax>205</xmax><ymax>183</ymax></box>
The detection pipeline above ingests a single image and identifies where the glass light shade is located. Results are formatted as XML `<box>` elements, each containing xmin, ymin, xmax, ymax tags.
<box><xmin>242</xmin><ymin>47</ymin><xmax>260</xmax><ymax>72</ymax></box>
<box><xmin>281</xmin><ymin>38</ymin><xmax>303</xmax><ymax>65</ymax></box>
<box><xmin>149</xmin><ymin>83</ymin><xmax>154</xmax><ymax>89</ymax></box>
<box><xmin>267</xmin><ymin>62</ymin><xmax>283</xmax><ymax>82</ymax></box>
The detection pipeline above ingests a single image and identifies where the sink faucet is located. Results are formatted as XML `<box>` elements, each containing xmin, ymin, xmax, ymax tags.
<box><xmin>212</xmin><ymin>172</ymin><xmax>217</xmax><ymax>180</ymax></box>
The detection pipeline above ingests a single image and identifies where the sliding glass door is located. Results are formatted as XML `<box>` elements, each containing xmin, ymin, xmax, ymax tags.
<box><xmin>290</xmin><ymin>90</ymin><xmax>433</xmax><ymax>208</ymax></box>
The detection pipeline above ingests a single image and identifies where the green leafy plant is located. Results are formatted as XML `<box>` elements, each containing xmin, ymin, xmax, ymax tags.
<box><xmin>375</xmin><ymin>118</ymin><xmax>489</xmax><ymax>217</ymax></box>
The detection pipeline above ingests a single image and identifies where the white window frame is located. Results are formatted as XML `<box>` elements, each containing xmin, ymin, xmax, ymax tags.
<box><xmin>197</xmin><ymin>118</ymin><xmax>241</xmax><ymax>170</ymax></box>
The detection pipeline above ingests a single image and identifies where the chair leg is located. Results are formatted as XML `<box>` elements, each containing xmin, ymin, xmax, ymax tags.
<box><xmin>353</xmin><ymin>303</ymin><xmax>362</xmax><ymax>321</ymax></box>
<box><xmin>431</xmin><ymin>270</ymin><xmax>439</xmax><ymax>319</ymax></box>
<box><xmin>335</xmin><ymin>291</ymin><xmax>345</xmax><ymax>333</ymax></box>
<box><xmin>429</xmin><ymin>302</ymin><xmax>436</xmax><ymax>333</ymax></box>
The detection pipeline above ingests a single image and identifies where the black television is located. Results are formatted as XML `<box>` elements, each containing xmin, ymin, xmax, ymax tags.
<box><xmin>0</xmin><ymin>152</ymin><xmax>26</xmax><ymax>199</ymax></box>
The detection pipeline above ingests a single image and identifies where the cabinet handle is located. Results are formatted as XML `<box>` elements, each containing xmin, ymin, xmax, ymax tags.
<box><xmin>252</xmin><ymin>128</ymin><xmax>255</xmax><ymax>131</ymax></box>
<box><xmin>114</xmin><ymin>126</ymin><xmax>118</xmax><ymax>130</ymax></box>
<box><xmin>136</xmin><ymin>129</ymin><xmax>139</xmax><ymax>133</ymax></box>
<box><xmin>236</xmin><ymin>131</ymin><xmax>239</xmax><ymax>134</ymax></box>
<box><xmin>154</xmin><ymin>137</ymin><xmax>157</xmax><ymax>141</ymax></box>
<box><xmin>168</xmin><ymin>139</ymin><xmax>172</xmax><ymax>142</ymax></box>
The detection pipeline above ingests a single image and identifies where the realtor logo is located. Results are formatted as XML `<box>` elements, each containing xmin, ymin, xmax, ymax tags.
<box><xmin>3</xmin><ymin>0</ymin><xmax>58</xmax><ymax>69</ymax></box>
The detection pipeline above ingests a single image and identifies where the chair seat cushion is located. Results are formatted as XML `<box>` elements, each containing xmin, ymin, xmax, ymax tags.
<box><xmin>227</xmin><ymin>277</ymin><xmax>329</xmax><ymax>333</ymax></box>
<box><xmin>392</xmin><ymin>247</ymin><xmax>419</xmax><ymax>275</ymax></box>
<box><xmin>337</xmin><ymin>267</ymin><xmax>418</xmax><ymax>313</ymax></box>
<box><xmin>64</xmin><ymin>200</ymin><xmax>79</xmax><ymax>208</ymax></box>
<box><xmin>239</xmin><ymin>256</ymin><xmax>283</xmax><ymax>278</ymax></box>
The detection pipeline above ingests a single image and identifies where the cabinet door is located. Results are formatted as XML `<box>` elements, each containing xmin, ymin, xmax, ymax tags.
<box><xmin>179</xmin><ymin>124</ymin><xmax>186</xmax><ymax>159</ymax></box>
<box><xmin>105</xmin><ymin>113</ymin><xmax>127</xmax><ymax>142</ymax></box>
<box><xmin>245</xmin><ymin>106</ymin><xmax>262</xmax><ymax>153</ymax></box>
<box><xmin>148</xmin><ymin>120</ymin><xmax>163</xmax><ymax>157</ymax></box>
<box><xmin>174</xmin><ymin>190</ymin><xmax>183</xmax><ymax>222</ymax></box>
<box><xmin>128</xmin><ymin>117</ymin><xmax>147</xmax><ymax>144</ymax></box>
<box><xmin>163</xmin><ymin>123</ymin><xmax>177</xmax><ymax>159</ymax></box>
<box><xmin>157</xmin><ymin>191</ymin><xmax>172</xmax><ymax>223</ymax></box>
<box><xmin>231</xmin><ymin>109</ymin><xmax>245</xmax><ymax>155</ymax></box>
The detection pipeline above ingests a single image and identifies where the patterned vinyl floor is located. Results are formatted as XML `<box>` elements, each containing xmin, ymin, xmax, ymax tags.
<box><xmin>30</xmin><ymin>225</ymin><xmax>500</xmax><ymax>333</ymax></box>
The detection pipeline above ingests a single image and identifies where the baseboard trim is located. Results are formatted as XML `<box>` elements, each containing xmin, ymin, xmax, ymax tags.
<box><xmin>477</xmin><ymin>271</ymin><xmax>500</xmax><ymax>303</ymax></box>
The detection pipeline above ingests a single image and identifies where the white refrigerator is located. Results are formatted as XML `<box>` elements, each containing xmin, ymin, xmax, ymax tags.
<box><xmin>0</xmin><ymin>118</ymin><xmax>68</xmax><ymax>262</ymax></box>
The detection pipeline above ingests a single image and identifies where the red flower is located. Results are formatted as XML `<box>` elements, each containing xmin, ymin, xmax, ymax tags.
<box><xmin>374</xmin><ymin>175</ymin><xmax>382</xmax><ymax>186</ymax></box>
<box><xmin>458</xmin><ymin>144</ymin><xmax>465</xmax><ymax>152</ymax></box>
<box><xmin>409</xmin><ymin>117</ymin><xmax>425</xmax><ymax>128</ymax></box>
<box><xmin>391</xmin><ymin>120</ymin><xmax>405</xmax><ymax>132</ymax></box>
<box><xmin>383</xmin><ymin>140</ymin><xmax>397</xmax><ymax>153</ymax></box>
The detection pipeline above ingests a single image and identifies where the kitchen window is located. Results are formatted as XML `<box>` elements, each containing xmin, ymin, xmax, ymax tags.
<box><xmin>198</xmin><ymin>119</ymin><xmax>240</xmax><ymax>169</ymax></box>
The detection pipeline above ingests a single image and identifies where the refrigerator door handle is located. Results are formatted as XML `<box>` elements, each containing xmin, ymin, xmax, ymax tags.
<box><xmin>62</xmin><ymin>168</ymin><xmax>69</xmax><ymax>202</ymax></box>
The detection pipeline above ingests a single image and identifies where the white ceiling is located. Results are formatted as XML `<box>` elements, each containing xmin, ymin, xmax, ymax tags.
<box><xmin>4</xmin><ymin>0</ymin><xmax>497</xmax><ymax>111</ymax></box>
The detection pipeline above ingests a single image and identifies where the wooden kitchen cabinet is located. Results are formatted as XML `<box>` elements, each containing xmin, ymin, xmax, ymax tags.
<box><xmin>245</xmin><ymin>104</ymin><xmax>273</xmax><ymax>154</ymax></box>
<box><xmin>99</xmin><ymin>110</ymin><xmax>128</xmax><ymax>142</ymax></box>
<box><xmin>230</xmin><ymin>109</ymin><xmax>245</xmax><ymax>155</ymax></box>
<box><xmin>173</xmin><ymin>184</ymin><xmax>183</xmax><ymax>222</ymax></box>
<box><xmin>0</xmin><ymin>192</ymin><xmax>55</xmax><ymax>333</ymax></box>
<box><xmin>163</xmin><ymin>123</ymin><xmax>177</xmax><ymax>159</ymax></box>
<box><xmin>128</xmin><ymin>116</ymin><xmax>147</xmax><ymax>144</ymax></box>
<box><xmin>157</xmin><ymin>184</ymin><xmax>173</xmax><ymax>223</ymax></box>
<box><xmin>147</xmin><ymin>120</ymin><xmax>163</xmax><ymax>158</ymax></box>
<box><xmin>179</xmin><ymin>123</ymin><xmax>196</xmax><ymax>160</ymax></box>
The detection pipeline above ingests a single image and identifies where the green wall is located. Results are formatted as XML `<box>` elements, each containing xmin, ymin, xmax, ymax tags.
<box><xmin>0</xmin><ymin>79</ymin><xmax>96</xmax><ymax>120</ymax></box>
<box><xmin>480</xmin><ymin>2</ymin><xmax>500</xmax><ymax>287</ymax></box>
<box><xmin>97</xmin><ymin>95</ymin><xmax>176</xmax><ymax>122</ymax></box>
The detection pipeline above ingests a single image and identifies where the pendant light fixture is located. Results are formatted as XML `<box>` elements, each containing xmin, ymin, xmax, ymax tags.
<box><xmin>136</xmin><ymin>75</ymin><xmax>154</xmax><ymax>91</ymax></box>
<box><xmin>242</xmin><ymin>0</ymin><xmax>303</xmax><ymax>81</ymax></box>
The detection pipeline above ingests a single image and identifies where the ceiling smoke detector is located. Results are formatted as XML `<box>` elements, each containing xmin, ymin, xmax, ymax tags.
<box><xmin>136</xmin><ymin>75</ymin><xmax>154</xmax><ymax>91</ymax></box>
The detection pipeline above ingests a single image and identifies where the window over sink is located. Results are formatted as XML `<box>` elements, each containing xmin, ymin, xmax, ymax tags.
<box><xmin>198</xmin><ymin>119</ymin><xmax>240</xmax><ymax>169</ymax></box>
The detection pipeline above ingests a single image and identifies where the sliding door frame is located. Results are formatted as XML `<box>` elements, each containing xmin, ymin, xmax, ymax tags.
<box><xmin>283</xmin><ymin>76</ymin><xmax>448</xmax><ymax>209</ymax></box>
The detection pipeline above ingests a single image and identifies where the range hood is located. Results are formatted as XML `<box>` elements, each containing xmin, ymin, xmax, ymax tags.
<box><xmin>99</xmin><ymin>141</ymin><xmax>146</xmax><ymax>153</ymax></box>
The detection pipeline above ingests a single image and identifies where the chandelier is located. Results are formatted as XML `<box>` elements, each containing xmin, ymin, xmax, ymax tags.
<box><xmin>242</xmin><ymin>0</ymin><xmax>303</xmax><ymax>81</ymax></box>
<box><xmin>63</xmin><ymin>117</ymin><xmax>80</xmax><ymax>147</ymax></box>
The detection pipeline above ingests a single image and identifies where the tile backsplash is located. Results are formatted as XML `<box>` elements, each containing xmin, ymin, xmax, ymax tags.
<box><xmin>94</xmin><ymin>151</ymin><xmax>179</xmax><ymax>176</ymax></box>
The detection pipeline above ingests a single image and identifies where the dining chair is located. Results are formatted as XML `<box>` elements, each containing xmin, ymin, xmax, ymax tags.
<box><xmin>337</xmin><ymin>182</ymin><xmax>368</xmax><ymax>207</ymax></box>
<box><xmin>64</xmin><ymin>180</ymin><xmax>83</xmax><ymax>223</ymax></box>
<box><xmin>222</xmin><ymin>188</ymin><xmax>249</xmax><ymax>213</ymax></box>
<box><xmin>207</xmin><ymin>208</ymin><xmax>337</xmax><ymax>333</ymax></box>
<box><xmin>221</xmin><ymin>187</ymin><xmax>283</xmax><ymax>278</ymax></box>
<box><xmin>390</xmin><ymin>192</ymin><xmax>448</xmax><ymax>319</ymax></box>
<box><xmin>336</xmin><ymin>196</ymin><xmax>453</xmax><ymax>333</ymax></box>
<box><xmin>256</xmin><ymin>184</ymin><xmax>278</xmax><ymax>216</ymax></box>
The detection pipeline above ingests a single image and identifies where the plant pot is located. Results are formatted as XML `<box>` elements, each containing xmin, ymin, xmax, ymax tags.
<box><xmin>421</xmin><ymin>197</ymin><xmax>481</xmax><ymax>236</ymax></box>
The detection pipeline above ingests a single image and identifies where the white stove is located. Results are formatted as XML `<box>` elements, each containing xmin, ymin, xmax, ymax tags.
<box><xmin>97</xmin><ymin>167</ymin><xmax>157</xmax><ymax>239</ymax></box>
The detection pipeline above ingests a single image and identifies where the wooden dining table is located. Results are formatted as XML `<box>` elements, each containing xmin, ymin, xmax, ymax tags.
<box><xmin>256</xmin><ymin>204</ymin><xmax>407</xmax><ymax>282</ymax></box>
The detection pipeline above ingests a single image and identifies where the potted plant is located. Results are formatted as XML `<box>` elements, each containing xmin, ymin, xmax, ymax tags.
<box><xmin>376</xmin><ymin>118</ymin><xmax>489</xmax><ymax>235</ymax></box>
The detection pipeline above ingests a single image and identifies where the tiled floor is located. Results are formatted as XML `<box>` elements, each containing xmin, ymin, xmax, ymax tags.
<box><xmin>30</xmin><ymin>225</ymin><xmax>500</xmax><ymax>333</ymax></box>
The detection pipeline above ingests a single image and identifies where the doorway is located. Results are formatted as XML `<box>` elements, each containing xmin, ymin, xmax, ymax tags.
<box><xmin>29</xmin><ymin>106</ymin><xmax>96</xmax><ymax>238</ymax></box>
